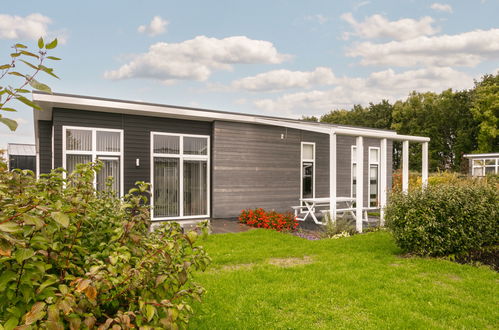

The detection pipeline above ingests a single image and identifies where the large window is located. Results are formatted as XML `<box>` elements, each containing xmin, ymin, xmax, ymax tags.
<box><xmin>151</xmin><ymin>133</ymin><xmax>210</xmax><ymax>220</ymax></box>
<box><xmin>472</xmin><ymin>158</ymin><xmax>499</xmax><ymax>176</ymax></box>
<box><xmin>301</xmin><ymin>142</ymin><xmax>315</xmax><ymax>201</ymax></box>
<box><xmin>368</xmin><ymin>147</ymin><xmax>380</xmax><ymax>208</ymax></box>
<box><xmin>63</xmin><ymin>126</ymin><xmax>123</xmax><ymax>195</ymax></box>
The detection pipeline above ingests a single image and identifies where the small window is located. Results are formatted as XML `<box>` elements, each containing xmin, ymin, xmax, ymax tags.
<box><xmin>370</xmin><ymin>148</ymin><xmax>379</xmax><ymax>163</ymax></box>
<box><xmin>66</xmin><ymin>129</ymin><xmax>92</xmax><ymax>151</ymax></box>
<box><xmin>302</xmin><ymin>144</ymin><xmax>314</xmax><ymax>160</ymax></box>
<box><xmin>153</xmin><ymin>135</ymin><xmax>180</xmax><ymax>154</ymax></box>
<box><xmin>184</xmin><ymin>136</ymin><xmax>208</xmax><ymax>155</ymax></box>
<box><xmin>97</xmin><ymin>131</ymin><xmax>121</xmax><ymax>152</ymax></box>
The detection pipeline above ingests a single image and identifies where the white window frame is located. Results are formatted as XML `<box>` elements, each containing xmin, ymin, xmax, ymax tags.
<box><xmin>368</xmin><ymin>147</ymin><xmax>380</xmax><ymax>209</ymax></box>
<box><xmin>300</xmin><ymin>142</ymin><xmax>316</xmax><ymax>202</ymax></box>
<box><xmin>150</xmin><ymin>132</ymin><xmax>211</xmax><ymax>221</ymax></box>
<box><xmin>472</xmin><ymin>158</ymin><xmax>499</xmax><ymax>177</ymax></box>
<box><xmin>62</xmin><ymin>126</ymin><xmax>124</xmax><ymax>196</ymax></box>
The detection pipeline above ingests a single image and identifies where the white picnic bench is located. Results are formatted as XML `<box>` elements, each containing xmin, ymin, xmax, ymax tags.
<box><xmin>292</xmin><ymin>197</ymin><xmax>370</xmax><ymax>225</ymax></box>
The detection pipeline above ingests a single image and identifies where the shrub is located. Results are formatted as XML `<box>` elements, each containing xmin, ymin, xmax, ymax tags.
<box><xmin>385</xmin><ymin>181</ymin><xmax>499</xmax><ymax>257</ymax></box>
<box><xmin>392</xmin><ymin>170</ymin><xmax>468</xmax><ymax>192</ymax></box>
<box><xmin>239</xmin><ymin>208</ymin><xmax>298</xmax><ymax>232</ymax></box>
<box><xmin>321</xmin><ymin>214</ymin><xmax>356</xmax><ymax>239</ymax></box>
<box><xmin>0</xmin><ymin>162</ymin><xmax>211</xmax><ymax>329</ymax></box>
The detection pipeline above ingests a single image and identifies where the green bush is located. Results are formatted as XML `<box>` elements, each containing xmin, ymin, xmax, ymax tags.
<box><xmin>0</xmin><ymin>162</ymin><xmax>210</xmax><ymax>329</ymax></box>
<box><xmin>385</xmin><ymin>181</ymin><xmax>499</xmax><ymax>256</ymax></box>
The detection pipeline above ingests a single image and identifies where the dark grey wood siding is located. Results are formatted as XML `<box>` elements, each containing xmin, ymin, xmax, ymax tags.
<box><xmin>212</xmin><ymin>121</ymin><xmax>330</xmax><ymax>218</ymax></box>
<box><xmin>52</xmin><ymin>108</ymin><xmax>212</xmax><ymax>193</ymax></box>
<box><xmin>38</xmin><ymin>120</ymin><xmax>52</xmax><ymax>174</ymax></box>
<box><xmin>51</xmin><ymin>107</ymin><xmax>394</xmax><ymax>219</ymax></box>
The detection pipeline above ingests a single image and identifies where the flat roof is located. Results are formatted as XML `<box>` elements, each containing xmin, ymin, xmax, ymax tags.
<box><xmin>32</xmin><ymin>91</ymin><xmax>430</xmax><ymax>145</ymax></box>
<box><xmin>32</xmin><ymin>91</ymin><xmax>396</xmax><ymax>132</ymax></box>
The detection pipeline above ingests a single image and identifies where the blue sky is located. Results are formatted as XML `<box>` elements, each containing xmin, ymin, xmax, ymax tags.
<box><xmin>1</xmin><ymin>0</ymin><xmax>498</xmax><ymax>149</ymax></box>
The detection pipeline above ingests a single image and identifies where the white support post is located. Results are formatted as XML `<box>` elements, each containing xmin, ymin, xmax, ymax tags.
<box><xmin>402</xmin><ymin>140</ymin><xmax>409</xmax><ymax>193</ymax></box>
<box><xmin>329</xmin><ymin>132</ymin><xmax>337</xmax><ymax>223</ymax></box>
<box><xmin>422</xmin><ymin>141</ymin><xmax>428</xmax><ymax>189</ymax></box>
<box><xmin>380</xmin><ymin>138</ymin><xmax>388</xmax><ymax>226</ymax></box>
<box><xmin>355</xmin><ymin>136</ymin><xmax>364</xmax><ymax>233</ymax></box>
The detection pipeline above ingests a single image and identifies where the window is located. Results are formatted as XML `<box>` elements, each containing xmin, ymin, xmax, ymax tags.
<box><xmin>151</xmin><ymin>132</ymin><xmax>210</xmax><ymax>220</ymax></box>
<box><xmin>368</xmin><ymin>147</ymin><xmax>380</xmax><ymax>208</ymax></box>
<box><xmin>472</xmin><ymin>158</ymin><xmax>499</xmax><ymax>176</ymax></box>
<box><xmin>63</xmin><ymin>126</ymin><xmax>123</xmax><ymax>195</ymax></box>
<box><xmin>301</xmin><ymin>143</ymin><xmax>315</xmax><ymax>201</ymax></box>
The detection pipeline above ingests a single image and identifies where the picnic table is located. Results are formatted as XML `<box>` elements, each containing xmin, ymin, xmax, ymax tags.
<box><xmin>293</xmin><ymin>197</ymin><xmax>356</xmax><ymax>225</ymax></box>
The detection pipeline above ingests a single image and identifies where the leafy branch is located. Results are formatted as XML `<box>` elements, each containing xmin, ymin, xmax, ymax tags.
<box><xmin>0</xmin><ymin>37</ymin><xmax>60</xmax><ymax>131</ymax></box>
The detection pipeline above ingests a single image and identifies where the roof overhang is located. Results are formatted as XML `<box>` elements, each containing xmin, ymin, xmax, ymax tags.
<box><xmin>32</xmin><ymin>92</ymin><xmax>430</xmax><ymax>145</ymax></box>
<box><xmin>463</xmin><ymin>153</ymin><xmax>499</xmax><ymax>158</ymax></box>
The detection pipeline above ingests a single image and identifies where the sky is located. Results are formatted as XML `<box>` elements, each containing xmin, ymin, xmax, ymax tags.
<box><xmin>1</xmin><ymin>0</ymin><xmax>498</xmax><ymax>149</ymax></box>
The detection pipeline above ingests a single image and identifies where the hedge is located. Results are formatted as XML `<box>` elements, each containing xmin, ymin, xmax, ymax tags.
<box><xmin>385</xmin><ymin>181</ymin><xmax>498</xmax><ymax>257</ymax></box>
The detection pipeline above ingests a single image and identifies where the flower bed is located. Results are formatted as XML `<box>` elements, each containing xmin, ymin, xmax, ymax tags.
<box><xmin>239</xmin><ymin>208</ymin><xmax>298</xmax><ymax>232</ymax></box>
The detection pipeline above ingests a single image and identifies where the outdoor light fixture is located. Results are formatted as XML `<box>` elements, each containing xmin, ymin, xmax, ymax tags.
<box><xmin>135</xmin><ymin>158</ymin><xmax>140</xmax><ymax>167</ymax></box>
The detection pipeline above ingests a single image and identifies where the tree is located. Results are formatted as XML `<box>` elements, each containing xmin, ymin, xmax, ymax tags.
<box><xmin>471</xmin><ymin>73</ymin><xmax>499</xmax><ymax>153</ymax></box>
<box><xmin>0</xmin><ymin>37</ymin><xmax>60</xmax><ymax>131</ymax></box>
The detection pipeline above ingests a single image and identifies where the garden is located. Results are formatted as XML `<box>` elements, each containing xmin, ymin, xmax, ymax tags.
<box><xmin>1</xmin><ymin>160</ymin><xmax>498</xmax><ymax>328</ymax></box>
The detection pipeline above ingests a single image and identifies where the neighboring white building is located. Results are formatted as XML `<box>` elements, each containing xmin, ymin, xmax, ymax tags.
<box><xmin>463</xmin><ymin>153</ymin><xmax>499</xmax><ymax>177</ymax></box>
<box><xmin>7</xmin><ymin>143</ymin><xmax>37</xmax><ymax>173</ymax></box>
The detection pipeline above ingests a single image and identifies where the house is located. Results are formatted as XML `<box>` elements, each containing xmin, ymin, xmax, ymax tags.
<box><xmin>463</xmin><ymin>153</ymin><xmax>499</xmax><ymax>177</ymax></box>
<box><xmin>32</xmin><ymin>92</ymin><xmax>430</xmax><ymax>232</ymax></box>
<box><xmin>7</xmin><ymin>143</ymin><xmax>37</xmax><ymax>173</ymax></box>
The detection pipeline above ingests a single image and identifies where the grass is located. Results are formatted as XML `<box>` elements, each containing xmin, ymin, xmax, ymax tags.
<box><xmin>190</xmin><ymin>229</ymin><xmax>499</xmax><ymax>329</ymax></box>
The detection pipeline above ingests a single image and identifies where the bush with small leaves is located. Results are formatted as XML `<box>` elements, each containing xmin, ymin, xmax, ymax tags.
<box><xmin>385</xmin><ymin>179</ymin><xmax>498</xmax><ymax>257</ymax></box>
<box><xmin>0</xmin><ymin>162</ymin><xmax>211</xmax><ymax>329</ymax></box>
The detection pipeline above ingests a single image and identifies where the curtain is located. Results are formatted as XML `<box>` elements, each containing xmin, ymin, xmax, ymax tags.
<box><xmin>154</xmin><ymin>135</ymin><xmax>179</xmax><ymax>154</ymax></box>
<box><xmin>96</xmin><ymin>157</ymin><xmax>120</xmax><ymax>194</ymax></box>
<box><xmin>183</xmin><ymin>160</ymin><xmax>207</xmax><ymax>216</ymax></box>
<box><xmin>97</xmin><ymin>131</ymin><xmax>120</xmax><ymax>152</ymax></box>
<box><xmin>153</xmin><ymin>157</ymin><xmax>179</xmax><ymax>217</ymax></box>
<box><xmin>66</xmin><ymin>154</ymin><xmax>92</xmax><ymax>173</ymax></box>
<box><xmin>66</xmin><ymin>129</ymin><xmax>92</xmax><ymax>151</ymax></box>
<box><xmin>184</xmin><ymin>137</ymin><xmax>207</xmax><ymax>155</ymax></box>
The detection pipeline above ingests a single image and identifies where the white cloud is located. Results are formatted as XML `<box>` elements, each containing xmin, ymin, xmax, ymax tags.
<box><xmin>231</xmin><ymin>67</ymin><xmax>336</xmax><ymax>92</ymax></box>
<box><xmin>304</xmin><ymin>14</ymin><xmax>328</xmax><ymax>24</ymax></box>
<box><xmin>347</xmin><ymin>28</ymin><xmax>499</xmax><ymax>67</ymax></box>
<box><xmin>0</xmin><ymin>13</ymin><xmax>53</xmax><ymax>40</ymax></box>
<box><xmin>253</xmin><ymin>67</ymin><xmax>473</xmax><ymax>116</ymax></box>
<box><xmin>138</xmin><ymin>16</ymin><xmax>168</xmax><ymax>36</ymax></box>
<box><xmin>353</xmin><ymin>1</ymin><xmax>371</xmax><ymax>11</ymax></box>
<box><xmin>104</xmin><ymin>35</ymin><xmax>289</xmax><ymax>83</ymax></box>
<box><xmin>430</xmin><ymin>3</ymin><xmax>453</xmax><ymax>13</ymax></box>
<box><xmin>341</xmin><ymin>13</ymin><xmax>438</xmax><ymax>40</ymax></box>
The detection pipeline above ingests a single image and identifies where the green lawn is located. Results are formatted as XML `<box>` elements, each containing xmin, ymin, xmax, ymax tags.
<box><xmin>190</xmin><ymin>229</ymin><xmax>498</xmax><ymax>329</ymax></box>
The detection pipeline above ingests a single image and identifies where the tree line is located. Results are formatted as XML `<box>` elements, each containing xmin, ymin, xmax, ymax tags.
<box><xmin>303</xmin><ymin>73</ymin><xmax>498</xmax><ymax>172</ymax></box>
